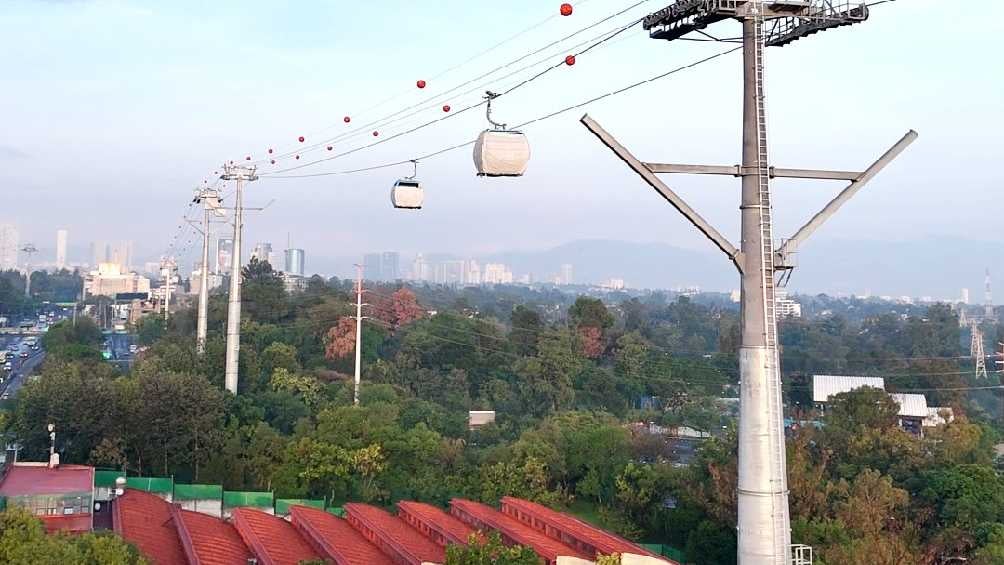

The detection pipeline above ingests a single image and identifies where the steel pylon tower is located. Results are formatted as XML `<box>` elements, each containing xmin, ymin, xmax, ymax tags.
<box><xmin>581</xmin><ymin>2</ymin><xmax>915</xmax><ymax>563</ymax></box>
<box><xmin>972</xmin><ymin>321</ymin><xmax>988</xmax><ymax>379</ymax></box>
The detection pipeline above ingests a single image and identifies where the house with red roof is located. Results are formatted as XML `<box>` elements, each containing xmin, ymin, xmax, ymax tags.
<box><xmin>450</xmin><ymin>499</ymin><xmax>591</xmax><ymax>565</ymax></box>
<box><xmin>109</xmin><ymin>491</ymin><xmax>684</xmax><ymax>565</ymax></box>
<box><xmin>231</xmin><ymin>507</ymin><xmax>322</xmax><ymax>565</ymax></box>
<box><xmin>397</xmin><ymin>501</ymin><xmax>476</xmax><ymax>547</ymax></box>
<box><xmin>0</xmin><ymin>461</ymin><xmax>95</xmax><ymax>533</ymax></box>
<box><xmin>345</xmin><ymin>502</ymin><xmax>446</xmax><ymax>565</ymax></box>
<box><xmin>501</xmin><ymin>497</ymin><xmax>674</xmax><ymax>563</ymax></box>
<box><xmin>290</xmin><ymin>504</ymin><xmax>394</xmax><ymax>565</ymax></box>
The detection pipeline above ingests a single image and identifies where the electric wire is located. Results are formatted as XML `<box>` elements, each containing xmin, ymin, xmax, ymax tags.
<box><xmin>260</xmin><ymin>44</ymin><xmax>742</xmax><ymax>180</ymax></box>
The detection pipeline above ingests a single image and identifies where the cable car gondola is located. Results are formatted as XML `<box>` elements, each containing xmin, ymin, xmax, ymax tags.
<box><xmin>391</xmin><ymin>161</ymin><xmax>424</xmax><ymax>209</ymax></box>
<box><xmin>474</xmin><ymin>91</ymin><xmax>530</xmax><ymax>177</ymax></box>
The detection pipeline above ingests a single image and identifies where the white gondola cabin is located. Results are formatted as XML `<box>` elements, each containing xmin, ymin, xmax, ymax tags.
<box><xmin>391</xmin><ymin>179</ymin><xmax>424</xmax><ymax>209</ymax></box>
<box><xmin>473</xmin><ymin>129</ymin><xmax>530</xmax><ymax>177</ymax></box>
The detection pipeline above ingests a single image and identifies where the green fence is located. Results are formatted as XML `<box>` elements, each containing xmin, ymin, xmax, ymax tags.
<box><xmin>640</xmin><ymin>543</ymin><xmax>687</xmax><ymax>563</ymax></box>
<box><xmin>174</xmin><ymin>484</ymin><xmax>223</xmax><ymax>502</ymax></box>
<box><xmin>275</xmin><ymin>498</ymin><xmax>325</xmax><ymax>516</ymax></box>
<box><xmin>126</xmin><ymin>476</ymin><xmax>173</xmax><ymax>495</ymax></box>
<box><xmin>94</xmin><ymin>470</ymin><xmax>126</xmax><ymax>488</ymax></box>
<box><xmin>223</xmin><ymin>491</ymin><xmax>273</xmax><ymax>509</ymax></box>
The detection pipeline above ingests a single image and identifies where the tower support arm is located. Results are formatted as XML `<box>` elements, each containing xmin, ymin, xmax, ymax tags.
<box><xmin>778</xmin><ymin>129</ymin><xmax>917</xmax><ymax>260</ymax></box>
<box><xmin>644</xmin><ymin>162</ymin><xmax>861</xmax><ymax>180</ymax></box>
<box><xmin>581</xmin><ymin>114</ymin><xmax>742</xmax><ymax>272</ymax></box>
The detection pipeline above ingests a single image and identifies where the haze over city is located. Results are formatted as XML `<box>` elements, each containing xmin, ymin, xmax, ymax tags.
<box><xmin>1</xmin><ymin>0</ymin><xmax>1001</xmax><ymax>297</ymax></box>
<box><xmin>2</xmin><ymin>2</ymin><xmax>1004</xmax><ymax>565</ymax></box>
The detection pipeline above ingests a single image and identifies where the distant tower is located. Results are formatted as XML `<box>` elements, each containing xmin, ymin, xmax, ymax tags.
<box><xmin>961</xmin><ymin>288</ymin><xmax>970</xmax><ymax>305</ymax></box>
<box><xmin>986</xmin><ymin>269</ymin><xmax>995</xmax><ymax>321</ymax></box>
<box><xmin>55</xmin><ymin>229</ymin><xmax>68</xmax><ymax>270</ymax></box>
<box><xmin>972</xmin><ymin>321</ymin><xmax>988</xmax><ymax>379</ymax></box>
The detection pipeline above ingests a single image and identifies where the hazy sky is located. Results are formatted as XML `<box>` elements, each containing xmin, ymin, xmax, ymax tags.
<box><xmin>2</xmin><ymin>0</ymin><xmax>1001</xmax><ymax>292</ymax></box>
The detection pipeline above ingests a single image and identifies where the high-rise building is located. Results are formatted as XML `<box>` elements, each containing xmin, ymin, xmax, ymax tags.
<box><xmin>91</xmin><ymin>240</ymin><xmax>133</xmax><ymax>270</ymax></box>
<box><xmin>251</xmin><ymin>242</ymin><xmax>276</xmax><ymax>266</ymax></box>
<box><xmin>109</xmin><ymin>241</ymin><xmax>133</xmax><ymax>270</ymax></box>
<box><xmin>217</xmin><ymin>238</ymin><xmax>234</xmax><ymax>274</ymax></box>
<box><xmin>363</xmin><ymin>253</ymin><xmax>382</xmax><ymax>281</ymax></box>
<box><xmin>381</xmin><ymin>252</ymin><xmax>400</xmax><ymax>281</ymax></box>
<box><xmin>412</xmin><ymin>254</ymin><xmax>432</xmax><ymax>282</ymax></box>
<box><xmin>55</xmin><ymin>229</ymin><xmax>68</xmax><ymax>269</ymax></box>
<box><xmin>961</xmin><ymin>288</ymin><xmax>970</xmax><ymax>305</ymax></box>
<box><xmin>0</xmin><ymin>224</ymin><xmax>18</xmax><ymax>270</ymax></box>
<box><xmin>284</xmin><ymin>248</ymin><xmax>305</xmax><ymax>277</ymax></box>
<box><xmin>464</xmin><ymin>260</ymin><xmax>481</xmax><ymax>286</ymax></box>
<box><xmin>483</xmin><ymin>263</ymin><xmax>513</xmax><ymax>285</ymax></box>
<box><xmin>559</xmin><ymin>263</ymin><xmax>574</xmax><ymax>286</ymax></box>
<box><xmin>436</xmin><ymin>260</ymin><xmax>465</xmax><ymax>286</ymax></box>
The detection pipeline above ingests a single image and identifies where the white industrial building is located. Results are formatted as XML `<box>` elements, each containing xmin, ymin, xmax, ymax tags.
<box><xmin>812</xmin><ymin>374</ymin><xmax>953</xmax><ymax>436</ymax></box>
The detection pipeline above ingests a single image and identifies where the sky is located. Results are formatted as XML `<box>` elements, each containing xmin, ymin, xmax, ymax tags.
<box><xmin>1</xmin><ymin>0</ymin><xmax>1001</xmax><ymax>294</ymax></box>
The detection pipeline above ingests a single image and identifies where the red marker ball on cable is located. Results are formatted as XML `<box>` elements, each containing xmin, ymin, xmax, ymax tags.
<box><xmin>373</xmin><ymin>131</ymin><xmax>379</xmax><ymax>137</ymax></box>
<box><xmin>560</xmin><ymin>3</ymin><xmax>573</xmax><ymax>16</ymax></box>
<box><xmin>270</xmin><ymin>159</ymin><xmax>275</xmax><ymax>164</ymax></box>
<box><xmin>245</xmin><ymin>156</ymin><xmax>251</xmax><ymax>161</ymax></box>
<box><xmin>295</xmin><ymin>155</ymin><xmax>300</xmax><ymax>160</ymax></box>
<box><xmin>565</xmin><ymin>54</ymin><xmax>576</xmax><ymax>66</ymax></box>
<box><xmin>416</xmin><ymin>80</ymin><xmax>426</xmax><ymax>89</ymax></box>
<box><xmin>344</xmin><ymin>116</ymin><xmax>351</xmax><ymax>123</ymax></box>
<box><xmin>443</xmin><ymin>104</ymin><xmax>451</xmax><ymax>112</ymax></box>
<box><xmin>298</xmin><ymin>136</ymin><xmax>305</xmax><ymax>142</ymax></box>
<box><xmin>268</xmin><ymin>148</ymin><xmax>273</xmax><ymax>154</ymax></box>
<box><xmin>327</xmin><ymin>146</ymin><xmax>333</xmax><ymax>151</ymax></box>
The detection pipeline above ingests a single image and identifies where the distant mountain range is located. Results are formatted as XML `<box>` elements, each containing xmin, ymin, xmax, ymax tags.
<box><xmin>309</xmin><ymin>237</ymin><xmax>1002</xmax><ymax>299</ymax></box>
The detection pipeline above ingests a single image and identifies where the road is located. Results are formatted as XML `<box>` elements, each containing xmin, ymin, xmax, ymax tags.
<box><xmin>104</xmin><ymin>331</ymin><xmax>136</xmax><ymax>369</ymax></box>
<box><xmin>0</xmin><ymin>333</ymin><xmax>45</xmax><ymax>399</ymax></box>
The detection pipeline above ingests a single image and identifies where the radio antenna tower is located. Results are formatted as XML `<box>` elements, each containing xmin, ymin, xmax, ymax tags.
<box><xmin>581</xmin><ymin>2</ymin><xmax>915</xmax><ymax>563</ymax></box>
<box><xmin>972</xmin><ymin>321</ymin><xmax>988</xmax><ymax>379</ymax></box>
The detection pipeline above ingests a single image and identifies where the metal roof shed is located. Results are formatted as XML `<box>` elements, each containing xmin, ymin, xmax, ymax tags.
<box><xmin>812</xmin><ymin>375</ymin><xmax>885</xmax><ymax>403</ymax></box>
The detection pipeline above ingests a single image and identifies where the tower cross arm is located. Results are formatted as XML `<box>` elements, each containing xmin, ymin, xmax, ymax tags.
<box><xmin>580</xmin><ymin>113</ymin><xmax>742</xmax><ymax>272</ymax></box>
<box><xmin>777</xmin><ymin>129</ymin><xmax>918</xmax><ymax>262</ymax></box>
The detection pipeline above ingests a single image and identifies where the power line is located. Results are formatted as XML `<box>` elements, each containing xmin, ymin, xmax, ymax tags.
<box><xmin>256</xmin><ymin>0</ymin><xmax>655</xmax><ymax>165</ymax></box>
<box><xmin>260</xmin><ymin>45</ymin><xmax>741</xmax><ymax>180</ymax></box>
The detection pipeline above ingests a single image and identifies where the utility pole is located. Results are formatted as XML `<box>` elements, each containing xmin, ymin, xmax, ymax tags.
<box><xmin>191</xmin><ymin>187</ymin><xmax>225</xmax><ymax>355</ymax></box>
<box><xmin>20</xmin><ymin>243</ymin><xmax>37</xmax><ymax>298</ymax></box>
<box><xmin>220</xmin><ymin>164</ymin><xmax>258</xmax><ymax>395</ymax></box>
<box><xmin>581</xmin><ymin>3</ymin><xmax>913</xmax><ymax>563</ymax></box>
<box><xmin>353</xmin><ymin>263</ymin><xmax>364</xmax><ymax>406</ymax></box>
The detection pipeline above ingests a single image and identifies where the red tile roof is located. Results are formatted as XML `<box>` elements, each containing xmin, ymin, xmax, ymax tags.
<box><xmin>397</xmin><ymin>501</ymin><xmax>476</xmax><ymax>546</ymax></box>
<box><xmin>501</xmin><ymin>497</ymin><xmax>669</xmax><ymax>561</ymax></box>
<box><xmin>174</xmin><ymin>506</ymin><xmax>253</xmax><ymax>565</ymax></box>
<box><xmin>231</xmin><ymin>507</ymin><xmax>320</xmax><ymax>565</ymax></box>
<box><xmin>344</xmin><ymin>503</ymin><xmax>445</xmax><ymax>565</ymax></box>
<box><xmin>39</xmin><ymin>514</ymin><xmax>93</xmax><ymax>534</ymax></box>
<box><xmin>0</xmin><ymin>463</ymin><xmax>93</xmax><ymax>496</ymax></box>
<box><xmin>290</xmin><ymin>505</ymin><xmax>394</xmax><ymax>565</ymax></box>
<box><xmin>113</xmin><ymin>489</ymin><xmax>187</xmax><ymax>565</ymax></box>
<box><xmin>450</xmin><ymin>499</ymin><xmax>589</xmax><ymax>563</ymax></box>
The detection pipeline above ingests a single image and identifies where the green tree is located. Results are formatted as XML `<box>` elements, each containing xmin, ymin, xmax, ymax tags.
<box><xmin>445</xmin><ymin>531</ymin><xmax>540</xmax><ymax>565</ymax></box>
<box><xmin>0</xmin><ymin>506</ymin><xmax>146</xmax><ymax>564</ymax></box>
